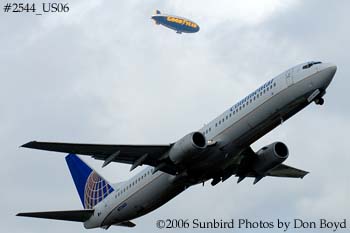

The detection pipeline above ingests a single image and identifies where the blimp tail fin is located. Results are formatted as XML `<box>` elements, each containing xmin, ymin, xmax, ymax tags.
<box><xmin>65</xmin><ymin>154</ymin><xmax>114</xmax><ymax>209</ymax></box>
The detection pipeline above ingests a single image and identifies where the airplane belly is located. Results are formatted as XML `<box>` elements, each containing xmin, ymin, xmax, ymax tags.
<box><xmin>101</xmin><ymin>173</ymin><xmax>185</xmax><ymax>226</ymax></box>
<box><xmin>236</xmin><ymin>78</ymin><xmax>315</xmax><ymax>147</ymax></box>
<box><xmin>191</xmin><ymin>77</ymin><xmax>317</xmax><ymax>176</ymax></box>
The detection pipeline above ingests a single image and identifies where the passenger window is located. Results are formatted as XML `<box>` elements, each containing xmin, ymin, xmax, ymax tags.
<box><xmin>219</xmin><ymin>120</ymin><xmax>221</xmax><ymax>124</ymax></box>
<box><xmin>229</xmin><ymin>113</ymin><xmax>231</xmax><ymax>117</ymax></box>
<box><xmin>239</xmin><ymin>106</ymin><xmax>241</xmax><ymax>110</ymax></box>
<box><xmin>215</xmin><ymin>123</ymin><xmax>217</xmax><ymax>127</ymax></box>
<box><xmin>226</xmin><ymin>116</ymin><xmax>228</xmax><ymax>120</ymax></box>
<box><xmin>209</xmin><ymin>128</ymin><xmax>211</xmax><ymax>132</ymax></box>
<box><xmin>243</xmin><ymin>104</ymin><xmax>245</xmax><ymax>108</ymax></box>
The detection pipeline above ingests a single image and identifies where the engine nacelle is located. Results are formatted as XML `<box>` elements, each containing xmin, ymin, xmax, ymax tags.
<box><xmin>168</xmin><ymin>132</ymin><xmax>207</xmax><ymax>164</ymax></box>
<box><xmin>253</xmin><ymin>142</ymin><xmax>289</xmax><ymax>175</ymax></box>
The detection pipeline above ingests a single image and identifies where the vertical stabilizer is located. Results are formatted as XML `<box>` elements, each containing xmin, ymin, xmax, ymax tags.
<box><xmin>155</xmin><ymin>9</ymin><xmax>161</xmax><ymax>14</ymax></box>
<box><xmin>65</xmin><ymin>154</ymin><xmax>114</xmax><ymax>209</ymax></box>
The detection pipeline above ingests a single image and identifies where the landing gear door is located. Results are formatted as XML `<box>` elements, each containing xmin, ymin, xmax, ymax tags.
<box><xmin>285</xmin><ymin>68</ymin><xmax>294</xmax><ymax>86</ymax></box>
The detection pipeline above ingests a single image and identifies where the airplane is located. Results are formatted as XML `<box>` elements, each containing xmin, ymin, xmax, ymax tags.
<box><xmin>17</xmin><ymin>61</ymin><xmax>337</xmax><ymax>229</ymax></box>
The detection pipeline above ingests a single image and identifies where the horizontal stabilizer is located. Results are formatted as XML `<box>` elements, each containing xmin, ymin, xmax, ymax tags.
<box><xmin>16</xmin><ymin>209</ymin><xmax>94</xmax><ymax>222</ymax></box>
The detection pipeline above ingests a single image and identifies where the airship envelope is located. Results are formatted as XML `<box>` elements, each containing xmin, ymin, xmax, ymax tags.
<box><xmin>151</xmin><ymin>10</ymin><xmax>200</xmax><ymax>34</ymax></box>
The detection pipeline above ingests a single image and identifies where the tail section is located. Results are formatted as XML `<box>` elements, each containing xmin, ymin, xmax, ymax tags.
<box><xmin>154</xmin><ymin>9</ymin><xmax>161</xmax><ymax>14</ymax></box>
<box><xmin>65</xmin><ymin>154</ymin><xmax>114</xmax><ymax>209</ymax></box>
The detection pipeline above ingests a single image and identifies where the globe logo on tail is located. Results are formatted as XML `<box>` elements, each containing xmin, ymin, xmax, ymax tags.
<box><xmin>84</xmin><ymin>171</ymin><xmax>114</xmax><ymax>209</ymax></box>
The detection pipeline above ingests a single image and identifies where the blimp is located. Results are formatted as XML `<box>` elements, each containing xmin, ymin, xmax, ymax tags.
<box><xmin>151</xmin><ymin>10</ymin><xmax>200</xmax><ymax>34</ymax></box>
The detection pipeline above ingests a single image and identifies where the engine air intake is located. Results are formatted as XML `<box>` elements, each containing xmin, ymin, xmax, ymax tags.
<box><xmin>275</xmin><ymin>142</ymin><xmax>289</xmax><ymax>158</ymax></box>
<box><xmin>192</xmin><ymin>132</ymin><xmax>206</xmax><ymax>148</ymax></box>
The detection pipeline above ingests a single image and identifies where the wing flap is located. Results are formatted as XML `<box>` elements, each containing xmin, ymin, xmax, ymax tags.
<box><xmin>16</xmin><ymin>209</ymin><xmax>94</xmax><ymax>222</ymax></box>
<box><xmin>266</xmin><ymin>164</ymin><xmax>309</xmax><ymax>178</ymax></box>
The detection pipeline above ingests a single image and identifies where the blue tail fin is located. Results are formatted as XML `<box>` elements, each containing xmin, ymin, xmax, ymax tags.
<box><xmin>65</xmin><ymin>154</ymin><xmax>114</xmax><ymax>209</ymax></box>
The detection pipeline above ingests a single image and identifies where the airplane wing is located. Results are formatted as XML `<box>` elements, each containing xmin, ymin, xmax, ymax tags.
<box><xmin>266</xmin><ymin>164</ymin><xmax>308</xmax><ymax>178</ymax></box>
<box><xmin>16</xmin><ymin>209</ymin><xmax>94</xmax><ymax>222</ymax></box>
<box><xmin>21</xmin><ymin>141</ymin><xmax>176</xmax><ymax>174</ymax></box>
<box><xmin>237</xmin><ymin>146</ymin><xmax>308</xmax><ymax>178</ymax></box>
<box><xmin>209</xmin><ymin>146</ymin><xmax>309</xmax><ymax>185</ymax></box>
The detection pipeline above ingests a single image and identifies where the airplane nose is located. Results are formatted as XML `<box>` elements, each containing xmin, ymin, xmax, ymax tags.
<box><xmin>319</xmin><ymin>63</ymin><xmax>337</xmax><ymax>88</ymax></box>
<box><xmin>325</xmin><ymin>63</ymin><xmax>337</xmax><ymax>79</ymax></box>
<box><xmin>326</xmin><ymin>63</ymin><xmax>337</xmax><ymax>74</ymax></box>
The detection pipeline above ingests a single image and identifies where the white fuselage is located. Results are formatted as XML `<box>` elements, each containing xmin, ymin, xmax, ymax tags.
<box><xmin>84</xmin><ymin>62</ymin><xmax>336</xmax><ymax>228</ymax></box>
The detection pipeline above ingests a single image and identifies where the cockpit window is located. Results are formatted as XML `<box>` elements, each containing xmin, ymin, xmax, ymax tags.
<box><xmin>302</xmin><ymin>61</ymin><xmax>322</xmax><ymax>69</ymax></box>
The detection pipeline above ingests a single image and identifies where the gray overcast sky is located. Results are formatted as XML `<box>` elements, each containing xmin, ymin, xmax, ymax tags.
<box><xmin>1</xmin><ymin>0</ymin><xmax>349</xmax><ymax>232</ymax></box>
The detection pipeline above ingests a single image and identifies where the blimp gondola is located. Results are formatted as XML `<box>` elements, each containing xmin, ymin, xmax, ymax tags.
<box><xmin>151</xmin><ymin>10</ymin><xmax>200</xmax><ymax>34</ymax></box>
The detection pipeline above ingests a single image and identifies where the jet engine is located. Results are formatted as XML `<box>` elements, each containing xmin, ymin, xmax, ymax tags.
<box><xmin>253</xmin><ymin>142</ymin><xmax>289</xmax><ymax>175</ymax></box>
<box><xmin>168</xmin><ymin>132</ymin><xmax>207</xmax><ymax>164</ymax></box>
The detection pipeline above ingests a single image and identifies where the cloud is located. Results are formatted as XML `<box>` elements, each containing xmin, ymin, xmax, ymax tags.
<box><xmin>1</xmin><ymin>1</ymin><xmax>349</xmax><ymax>232</ymax></box>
